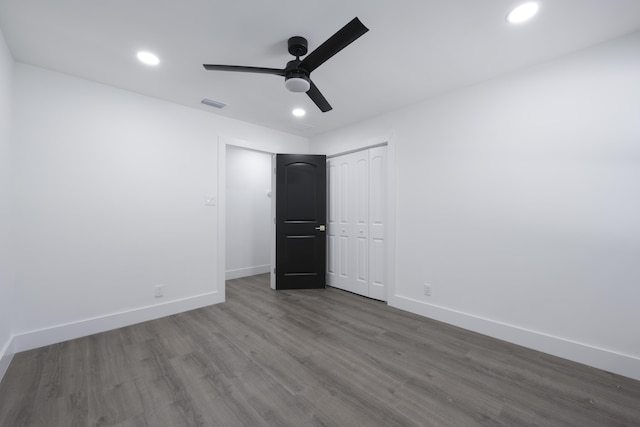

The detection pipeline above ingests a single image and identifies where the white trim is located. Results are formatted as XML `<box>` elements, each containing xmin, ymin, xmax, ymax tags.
<box><xmin>12</xmin><ymin>291</ymin><xmax>223</xmax><ymax>353</ymax></box>
<box><xmin>217</xmin><ymin>136</ymin><xmax>227</xmax><ymax>303</ymax></box>
<box><xmin>386</xmin><ymin>134</ymin><xmax>397</xmax><ymax>305</ymax></box>
<box><xmin>326</xmin><ymin>141</ymin><xmax>389</xmax><ymax>159</ymax></box>
<box><xmin>226</xmin><ymin>264</ymin><xmax>271</xmax><ymax>280</ymax></box>
<box><xmin>270</xmin><ymin>154</ymin><xmax>277</xmax><ymax>290</ymax></box>
<box><xmin>0</xmin><ymin>336</ymin><xmax>14</xmax><ymax>382</ymax></box>
<box><xmin>324</xmin><ymin>135</ymin><xmax>391</xmax><ymax>158</ymax></box>
<box><xmin>390</xmin><ymin>294</ymin><xmax>640</xmax><ymax>381</ymax></box>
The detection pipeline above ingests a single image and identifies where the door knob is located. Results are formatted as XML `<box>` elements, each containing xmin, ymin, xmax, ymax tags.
<box><xmin>315</xmin><ymin>225</ymin><xmax>326</xmax><ymax>231</ymax></box>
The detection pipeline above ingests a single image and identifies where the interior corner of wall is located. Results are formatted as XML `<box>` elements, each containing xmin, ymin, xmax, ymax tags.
<box><xmin>0</xmin><ymin>333</ymin><xmax>15</xmax><ymax>383</ymax></box>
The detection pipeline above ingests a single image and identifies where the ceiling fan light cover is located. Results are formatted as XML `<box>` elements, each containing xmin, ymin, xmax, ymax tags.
<box><xmin>285</xmin><ymin>76</ymin><xmax>311</xmax><ymax>93</ymax></box>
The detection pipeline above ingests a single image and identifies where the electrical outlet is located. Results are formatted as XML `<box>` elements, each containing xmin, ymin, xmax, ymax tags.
<box><xmin>154</xmin><ymin>285</ymin><xmax>164</xmax><ymax>298</ymax></box>
<box><xmin>423</xmin><ymin>284</ymin><xmax>432</xmax><ymax>297</ymax></box>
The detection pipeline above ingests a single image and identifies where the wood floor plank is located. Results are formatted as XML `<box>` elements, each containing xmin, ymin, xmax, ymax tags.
<box><xmin>1</xmin><ymin>273</ymin><xmax>639</xmax><ymax>426</ymax></box>
<box><xmin>88</xmin><ymin>380</ymin><xmax>144</xmax><ymax>426</ymax></box>
<box><xmin>0</xmin><ymin>347</ymin><xmax>47</xmax><ymax>426</ymax></box>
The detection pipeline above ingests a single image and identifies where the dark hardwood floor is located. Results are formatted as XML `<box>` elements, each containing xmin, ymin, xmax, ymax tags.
<box><xmin>1</xmin><ymin>274</ymin><xmax>639</xmax><ymax>426</ymax></box>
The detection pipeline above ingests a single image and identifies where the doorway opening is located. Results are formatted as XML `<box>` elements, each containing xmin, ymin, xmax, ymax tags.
<box><xmin>224</xmin><ymin>145</ymin><xmax>273</xmax><ymax>281</ymax></box>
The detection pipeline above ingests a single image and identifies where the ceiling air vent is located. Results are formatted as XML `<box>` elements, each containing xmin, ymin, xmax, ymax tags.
<box><xmin>201</xmin><ymin>98</ymin><xmax>227</xmax><ymax>109</ymax></box>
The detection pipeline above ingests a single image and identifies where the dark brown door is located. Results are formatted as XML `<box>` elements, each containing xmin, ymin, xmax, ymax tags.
<box><xmin>275</xmin><ymin>154</ymin><xmax>327</xmax><ymax>289</ymax></box>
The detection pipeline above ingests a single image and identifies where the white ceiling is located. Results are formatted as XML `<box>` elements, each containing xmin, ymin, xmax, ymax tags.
<box><xmin>1</xmin><ymin>0</ymin><xmax>639</xmax><ymax>136</ymax></box>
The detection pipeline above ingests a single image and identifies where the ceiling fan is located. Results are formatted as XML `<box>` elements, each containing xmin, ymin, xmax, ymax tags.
<box><xmin>203</xmin><ymin>17</ymin><xmax>369</xmax><ymax>113</ymax></box>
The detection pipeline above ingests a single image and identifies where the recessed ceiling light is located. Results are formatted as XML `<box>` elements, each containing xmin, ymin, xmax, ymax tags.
<box><xmin>137</xmin><ymin>51</ymin><xmax>160</xmax><ymax>66</ymax></box>
<box><xmin>506</xmin><ymin>2</ymin><xmax>539</xmax><ymax>24</ymax></box>
<box><xmin>292</xmin><ymin>108</ymin><xmax>306</xmax><ymax>117</ymax></box>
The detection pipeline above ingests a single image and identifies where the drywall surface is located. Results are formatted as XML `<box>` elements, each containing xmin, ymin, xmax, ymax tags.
<box><xmin>225</xmin><ymin>146</ymin><xmax>272</xmax><ymax>278</ymax></box>
<box><xmin>0</xmin><ymin>26</ymin><xmax>15</xmax><ymax>379</ymax></box>
<box><xmin>11</xmin><ymin>63</ymin><xmax>307</xmax><ymax>349</ymax></box>
<box><xmin>310</xmin><ymin>32</ymin><xmax>640</xmax><ymax>379</ymax></box>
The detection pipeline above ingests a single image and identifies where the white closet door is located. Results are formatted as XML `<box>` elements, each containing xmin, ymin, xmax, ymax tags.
<box><xmin>368</xmin><ymin>146</ymin><xmax>387</xmax><ymax>301</ymax></box>
<box><xmin>352</xmin><ymin>150</ymin><xmax>370</xmax><ymax>296</ymax></box>
<box><xmin>327</xmin><ymin>155</ymin><xmax>352</xmax><ymax>291</ymax></box>
<box><xmin>327</xmin><ymin>146</ymin><xmax>387</xmax><ymax>301</ymax></box>
<box><xmin>326</xmin><ymin>160</ymin><xmax>338</xmax><ymax>287</ymax></box>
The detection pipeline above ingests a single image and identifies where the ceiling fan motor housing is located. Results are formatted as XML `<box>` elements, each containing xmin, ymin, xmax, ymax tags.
<box><xmin>284</xmin><ymin>59</ymin><xmax>310</xmax><ymax>92</ymax></box>
<box><xmin>285</xmin><ymin>37</ymin><xmax>311</xmax><ymax>92</ymax></box>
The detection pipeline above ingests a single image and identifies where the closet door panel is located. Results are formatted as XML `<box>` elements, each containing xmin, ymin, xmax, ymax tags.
<box><xmin>338</xmin><ymin>158</ymin><xmax>352</xmax><ymax>290</ymax></box>
<box><xmin>369</xmin><ymin>146</ymin><xmax>387</xmax><ymax>301</ymax></box>
<box><xmin>352</xmin><ymin>151</ymin><xmax>369</xmax><ymax>296</ymax></box>
<box><xmin>326</xmin><ymin>161</ymin><xmax>338</xmax><ymax>285</ymax></box>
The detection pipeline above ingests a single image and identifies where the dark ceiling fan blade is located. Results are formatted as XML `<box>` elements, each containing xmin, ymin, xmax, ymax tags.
<box><xmin>307</xmin><ymin>80</ymin><xmax>332</xmax><ymax>112</ymax></box>
<box><xmin>203</xmin><ymin>64</ymin><xmax>286</xmax><ymax>76</ymax></box>
<box><xmin>299</xmin><ymin>17</ymin><xmax>368</xmax><ymax>73</ymax></box>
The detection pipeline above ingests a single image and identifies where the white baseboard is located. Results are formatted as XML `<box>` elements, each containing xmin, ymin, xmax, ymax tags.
<box><xmin>390</xmin><ymin>294</ymin><xmax>640</xmax><ymax>381</ymax></box>
<box><xmin>0</xmin><ymin>336</ymin><xmax>14</xmax><ymax>383</ymax></box>
<box><xmin>226</xmin><ymin>264</ymin><xmax>270</xmax><ymax>280</ymax></box>
<box><xmin>12</xmin><ymin>291</ymin><xmax>224</xmax><ymax>354</ymax></box>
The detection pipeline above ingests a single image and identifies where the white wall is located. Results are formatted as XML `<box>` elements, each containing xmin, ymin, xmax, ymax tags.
<box><xmin>0</xmin><ymin>27</ymin><xmax>15</xmax><ymax>379</ymax></box>
<box><xmin>225</xmin><ymin>146</ymin><xmax>272</xmax><ymax>279</ymax></box>
<box><xmin>310</xmin><ymin>32</ymin><xmax>640</xmax><ymax>380</ymax></box>
<box><xmin>11</xmin><ymin>63</ymin><xmax>307</xmax><ymax>351</ymax></box>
